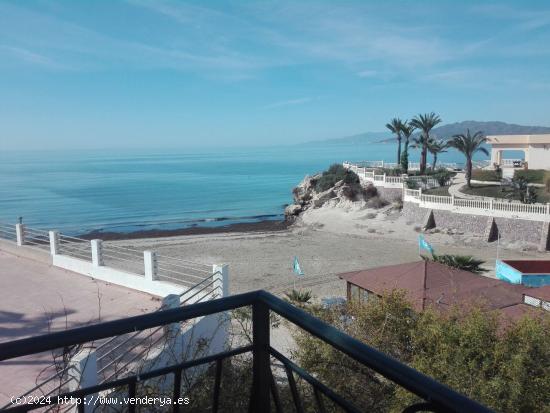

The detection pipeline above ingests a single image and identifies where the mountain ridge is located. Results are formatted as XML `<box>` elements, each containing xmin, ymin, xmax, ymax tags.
<box><xmin>308</xmin><ymin>121</ymin><xmax>550</xmax><ymax>145</ymax></box>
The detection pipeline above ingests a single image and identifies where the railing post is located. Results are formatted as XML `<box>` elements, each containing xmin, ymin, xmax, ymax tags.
<box><xmin>162</xmin><ymin>294</ymin><xmax>181</xmax><ymax>339</ymax></box>
<box><xmin>251</xmin><ymin>300</ymin><xmax>270</xmax><ymax>412</ymax></box>
<box><xmin>91</xmin><ymin>239</ymin><xmax>103</xmax><ymax>266</ymax></box>
<box><xmin>48</xmin><ymin>230</ymin><xmax>59</xmax><ymax>256</ymax></box>
<box><xmin>144</xmin><ymin>250</ymin><xmax>158</xmax><ymax>281</ymax></box>
<box><xmin>547</xmin><ymin>203</ymin><xmax>550</xmax><ymax>215</ymax></box>
<box><xmin>67</xmin><ymin>348</ymin><xmax>98</xmax><ymax>413</ymax></box>
<box><xmin>212</xmin><ymin>264</ymin><xmax>229</xmax><ymax>298</ymax></box>
<box><xmin>490</xmin><ymin>199</ymin><xmax>494</xmax><ymax>210</ymax></box>
<box><xmin>15</xmin><ymin>223</ymin><xmax>25</xmax><ymax>246</ymax></box>
<box><xmin>383</xmin><ymin>173</ymin><xmax>386</xmax><ymax>184</ymax></box>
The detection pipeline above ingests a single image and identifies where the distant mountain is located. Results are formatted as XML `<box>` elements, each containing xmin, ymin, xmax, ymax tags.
<box><xmin>302</xmin><ymin>131</ymin><xmax>392</xmax><ymax>145</ymax></box>
<box><xmin>309</xmin><ymin>121</ymin><xmax>550</xmax><ymax>145</ymax></box>
<box><xmin>429</xmin><ymin>121</ymin><xmax>550</xmax><ymax>140</ymax></box>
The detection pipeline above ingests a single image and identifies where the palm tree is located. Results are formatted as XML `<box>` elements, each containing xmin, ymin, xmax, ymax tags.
<box><xmin>427</xmin><ymin>138</ymin><xmax>448</xmax><ymax>170</ymax></box>
<box><xmin>385</xmin><ymin>118</ymin><xmax>405</xmax><ymax>165</ymax></box>
<box><xmin>410</xmin><ymin>113</ymin><xmax>442</xmax><ymax>174</ymax></box>
<box><xmin>430</xmin><ymin>254</ymin><xmax>487</xmax><ymax>274</ymax></box>
<box><xmin>399</xmin><ymin>122</ymin><xmax>416</xmax><ymax>172</ymax></box>
<box><xmin>448</xmin><ymin>129</ymin><xmax>488</xmax><ymax>188</ymax></box>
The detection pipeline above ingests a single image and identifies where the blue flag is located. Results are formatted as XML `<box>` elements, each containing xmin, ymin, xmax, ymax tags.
<box><xmin>418</xmin><ymin>235</ymin><xmax>434</xmax><ymax>255</ymax></box>
<box><xmin>293</xmin><ymin>256</ymin><xmax>304</xmax><ymax>276</ymax></box>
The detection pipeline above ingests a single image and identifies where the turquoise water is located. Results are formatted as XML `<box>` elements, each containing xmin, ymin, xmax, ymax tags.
<box><xmin>0</xmin><ymin>143</ymin><xmax>483</xmax><ymax>234</ymax></box>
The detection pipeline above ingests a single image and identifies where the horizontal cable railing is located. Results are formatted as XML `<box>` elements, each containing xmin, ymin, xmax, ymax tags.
<box><xmin>156</xmin><ymin>254</ymin><xmax>212</xmax><ymax>287</ymax></box>
<box><xmin>101</xmin><ymin>243</ymin><xmax>145</xmax><ymax>275</ymax></box>
<box><xmin>0</xmin><ymin>222</ymin><xmax>16</xmax><ymax>242</ymax></box>
<box><xmin>58</xmin><ymin>234</ymin><xmax>92</xmax><ymax>261</ymax></box>
<box><xmin>0</xmin><ymin>291</ymin><xmax>493</xmax><ymax>413</ymax></box>
<box><xmin>95</xmin><ymin>272</ymin><xmax>220</xmax><ymax>384</ymax></box>
<box><xmin>21</xmin><ymin>227</ymin><xmax>50</xmax><ymax>251</ymax></box>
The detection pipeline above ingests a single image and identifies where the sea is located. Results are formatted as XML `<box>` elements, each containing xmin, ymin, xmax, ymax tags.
<box><xmin>0</xmin><ymin>142</ymin><xmax>487</xmax><ymax>235</ymax></box>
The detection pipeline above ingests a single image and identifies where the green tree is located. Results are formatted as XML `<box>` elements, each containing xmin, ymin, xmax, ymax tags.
<box><xmin>292</xmin><ymin>292</ymin><xmax>550</xmax><ymax>413</ymax></box>
<box><xmin>449</xmin><ymin>130</ymin><xmax>488</xmax><ymax>188</ymax></box>
<box><xmin>427</xmin><ymin>138</ymin><xmax>448</xmax><ymax>170</ymax></box>
<box><xmin>386</xmin><ymin>118</ymin><xmax>406</xmax><ymax>165</ymax></box>
<box><xmin>399</xmin><ymin>122</ymin><xmax>416</xmax><ymax>173</ymax></box>
<box><xmin>410</xmin><ymin>113</ymin><xmax>442</xmax><ymax>174</ymax></box>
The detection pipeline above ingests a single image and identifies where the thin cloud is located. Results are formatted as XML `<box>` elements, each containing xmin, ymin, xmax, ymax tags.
<box><xmin>263</xmin><ymin>97</ymin><xmax>313</xmax><ymax>109</ymax></box>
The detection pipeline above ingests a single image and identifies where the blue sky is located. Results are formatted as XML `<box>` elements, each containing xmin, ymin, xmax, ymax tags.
<box><xmin>1</xmin><ymin>0</ymin><xmax>550</xmax><ymax>150</ymax></box>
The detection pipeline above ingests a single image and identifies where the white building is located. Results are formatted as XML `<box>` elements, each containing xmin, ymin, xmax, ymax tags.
<box><xmin>487</xmin><ymin>134</ymin><xmax>550</xmax><ymax>170</ymax></box>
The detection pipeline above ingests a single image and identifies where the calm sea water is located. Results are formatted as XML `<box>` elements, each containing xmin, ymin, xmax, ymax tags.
<box><xmin>0</xmin><ymin>143</ymin><xmax>484</xmax><ymax>234</ymax></box>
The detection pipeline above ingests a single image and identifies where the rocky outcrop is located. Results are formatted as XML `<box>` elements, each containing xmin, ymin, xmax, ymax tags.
<box><xmin>285</xmin><ymin>174</ymin><xmax>382</xmax><ymax>221</ymax></box>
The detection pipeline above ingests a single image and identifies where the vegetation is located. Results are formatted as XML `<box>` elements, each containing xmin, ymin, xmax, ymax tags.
<box><xmin>427</xmin><ymin>138</ymin><xmax>448</xmax><ymax>170</ymax></box>
<box><xmin>423</xmin><ymin>186</ymin><xmax>450</xmax><ymax>196</ymax></box>
<box><xmin>284</xmin><ymin>289</ymin><xmax>313</xmax><ymax>306</ymax></box>
<box><xmin>386</xmin><ymin>118</ymin><xmax>406</xmax><ymax>164</ymax></box>
<box><xmin>316</xmin><ymin>163</ymin><xmax>359</xmax><ymax>192</ymax></box>
<box><xmin>429</xmin><ymin>254</ymin><xmax>488</xmax><ymax>274</ymax></box>
<box><xmin>471</xmin><ymin>169</ymin><xmax>502</xmax><ymax>182</ymax></box>
<box><xmin>448</xmin><ymin>130</ymin><xmax>488</xmax><ymax>188</ymax></box>
<box><xmin>400</xmin><ymin>147</ymin><xmax>409</xmax><ymax>172</ymax></box>
<box><xmin>433</xmin><ymin>169</ymin><xmax>454</xmax><ymax>187</ymax></box>
<box><xmin>292</xmin><ymin>291</ymin><xmax>550</xmax><ymax>413</ymax></box>
<box><xmin>514</xmin><ymin>169</ymin><xmax>546</xmax><ymax>184</ymax></box>
<box><xmin>509</xmin><ymin>176</ymin><xmax>538</xmax><ymax>204</ymax></box>
<box><xmin>410</xmin><ymin>113</ymin><xmax>442</xmax><ymax>174</ymax></box>
<box><xmin>461</xmin><ymin>184</ymin><xmax>550</xmax><ymax>203</ymax></box>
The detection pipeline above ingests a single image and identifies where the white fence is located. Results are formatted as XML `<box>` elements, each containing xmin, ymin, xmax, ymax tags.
<box><xmin>0</xmin><ymin>221</ymin><xmax>229</xmax><ymax>409</ymax></box>
<box><xmin>343</xmin><ymin>162</ymin><xmax>442</xmax><ymax>189</ymax></box>
<box><xmin>346</xmin><ymin>160</ymin><xmax>458</xmax><ymax>171</ymax></box>
<box><xmin>404</xmin><ymin>189</ymin><xmax>550</xmax><ymax>222</ymax></box>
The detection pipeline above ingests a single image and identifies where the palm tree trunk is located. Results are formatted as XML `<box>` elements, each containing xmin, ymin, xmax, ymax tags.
<box><xmin>420</xmin><ymin>135</ymin><xmax>428</xmax><ymax>174</ymax></box>
<box><xmin>466</xmin><ymin>157</ymin><xmax>472</xmax><ymax>188</ymax></box>
<box><xmin>397</xmin><ymin>137</ymin><xmax>402</xmax><ymax>165</ymax></box>
<box><xmin>432</xmin><ymin>154</ymin><xmax>437</xmax><ymax>171</ymax></box>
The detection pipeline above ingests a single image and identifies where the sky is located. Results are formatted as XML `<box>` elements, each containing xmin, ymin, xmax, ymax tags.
<box><xmin>1</xmin><ymin>0</ymin><xmax>550</xmax><ymax>150</ymax></box>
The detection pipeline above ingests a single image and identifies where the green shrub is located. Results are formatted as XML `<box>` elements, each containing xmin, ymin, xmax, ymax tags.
<box><xmin>471</xmin><ymin>169</ymin><xmax>501</xmax><ymax>182</ymax></box>
<box><xmin>545</xmin><ymin>172</ymin><xmax>550</xmax><ymax>193</ymax></box>
<box><xmin>514</xmin><ymin>169</ymin><xmax>546</xmax><ymax>184</ymax></box>
<box><xmin>433</xmin><ymin>169</ymin><xmax>454</xmax><ymax>187</ymax></box>
<box><xmin>315</xmin><ymin>164</ymin><xmax>359</xmax><ymax>192</ymax></box>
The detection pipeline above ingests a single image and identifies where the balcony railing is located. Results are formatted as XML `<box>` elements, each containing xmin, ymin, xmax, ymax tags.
<box><xmin>0</xmin><ymin>290</ymin><xmax>493</xmax><ymax>413</ymax></box>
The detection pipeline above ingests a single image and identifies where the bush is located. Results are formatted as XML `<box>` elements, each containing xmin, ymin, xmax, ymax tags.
<box><xmin>433</xmin><ymin>169</ymin><xmax>454</xmax><ymax>187</ymax></box>
<box><xmin>545</xmin><ymin>172</ymin><xmax>550</xmax><ymax>193</ymax></box>
<box><xmin>364</xmin><ymin>183</ymin><xmax>378</xmax><ymax>198</ymax></box>
<box><xmin>366</xmin><ymin>196</ymin><xmax>388</xmax><ymax>209</ymax></box>
<box><xmin>514</xmin><ymin>169</ymin><xmax>546</xmax><ymax>184</ymax></box>
<box><xmin>315</xmin><ymin>164</ymin><xmax>359</xmax><ymax>192</ymax></box>
<box><xmin>471</xmin><ymin>169</ymin><xmax>501</xmax><ymax>182</ymax></box>
<box><xmin>405</xmin><ymin>178</ymin><xmax>419</xmax><ymax>190</ymax></box>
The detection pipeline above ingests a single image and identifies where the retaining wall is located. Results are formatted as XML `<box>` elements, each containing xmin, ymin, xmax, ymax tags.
<box><xmin>402</xmin><ymin>202</ymin><xmax>545</xmax><ymax>245</ymax></box>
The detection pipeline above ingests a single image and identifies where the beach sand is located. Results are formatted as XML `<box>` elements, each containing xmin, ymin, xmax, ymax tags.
<box><xmin>106</xmin><ymin>201</ymin><xmax>548</xmax><ymax>300</ymax></box>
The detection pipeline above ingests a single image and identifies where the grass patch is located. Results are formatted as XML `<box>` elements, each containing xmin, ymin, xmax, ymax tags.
<box><xmin>423</xmin><ymin>186</ymin><xmax>451</xmax><ymax>196</ymax></box>
<box><xmin>461</xmin><ymin>184</ymin><xmax>550</xmax><ymax>203</ymax></box>
<box><xmin>471</xmin><ymin>169</ymin><xmax>501</xmax><ymax>182</ymax></box>
<box><xmin>514</xmin><ymin>169</ymin><xmax>547</xmax><ymax>184</ymax></box>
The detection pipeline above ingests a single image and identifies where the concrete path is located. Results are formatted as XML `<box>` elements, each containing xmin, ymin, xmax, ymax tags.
<box><xmin>0</xmin><ymin>250</ymin><xmax>160</xmax><ymax>405</ymax></box>
<box><xmin>448</xmin><ymin>173</ymin><xmax>494</xmax><ymax>200</ymax></box>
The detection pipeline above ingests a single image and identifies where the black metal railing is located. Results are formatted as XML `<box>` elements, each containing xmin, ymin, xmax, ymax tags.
<box><xmin>0</xmin><ymin>290</ymin><xmax>493</xmax><ymax>413</ymax></box>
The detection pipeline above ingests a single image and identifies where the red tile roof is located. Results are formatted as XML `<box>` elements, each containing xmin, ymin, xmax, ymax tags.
<box><xmin>502</xmin><ymin>260</ymin><xmax>550</xmax><ymax>274</ymax></box>
<box><xmin>339</xmin><ymin>260</ymin><xmax>542</xmax><ymax>318</ymax></box>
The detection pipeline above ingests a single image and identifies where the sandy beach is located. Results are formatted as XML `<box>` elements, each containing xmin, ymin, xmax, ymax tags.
<box><xmin>105</xmin><ymin>200</ymin><xmax>548</xmax><ymax>300</ymax></box>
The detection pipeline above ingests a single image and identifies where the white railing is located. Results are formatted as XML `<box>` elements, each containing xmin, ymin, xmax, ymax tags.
<box><xmin>403</xmin><ymin>191</ymin><xmax>550</xmax><ymax>222</ymax></box>
<box><xmin>501</xmin><ymin>159</ymin><xmax>524</xmax><ymax>167</ymax></box>
<box><xmin>343</xmin><ymin>162</ymin><xmax>441</xmax><ymax>189</ymax></box>
<box><xmin>344</xmin><ymin>161</ymin><xmax>457</xmax><ymax>171</ymax></box>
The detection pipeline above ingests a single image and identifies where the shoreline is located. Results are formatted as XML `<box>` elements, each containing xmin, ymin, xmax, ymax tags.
<box><xmin>78</xmin><ymin>219</ymin><xmax>291</xmax><ymax>241</ymax></box>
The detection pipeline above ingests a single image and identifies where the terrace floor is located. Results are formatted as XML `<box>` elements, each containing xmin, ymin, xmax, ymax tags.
<box><xmin>0</xmin><ymin>250</ymin><xmax>160</xmax><ymax>405</ymax></box>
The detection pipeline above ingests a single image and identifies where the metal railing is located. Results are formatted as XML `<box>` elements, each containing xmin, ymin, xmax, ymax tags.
<box><xmin>0</xmin><ymin>222</ymin><xmax>17</xmax><ymax>242</ymax></box>
<box><xmin>0</xmin><ymin>290</ymin><xmax>493</xmax><ymax>413</ymax></box>
<box><xmin>21</xmin><ymin>227</ymin><xmax>50</xmax><ymax>251</ymax></box>
<box><xmin>156</xmin><ymin>254</ymin><xmax>212</xmax><ymax>287</ymax></box>
<box><xmin>58</xmin><ymin>234</ymin><xmax>92</xmax><ymax>261</ymax></box>
<box><xmin>101</xmin><ymin>243</ymin><xmax>145</xmax><ymax>275</ymax></box>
